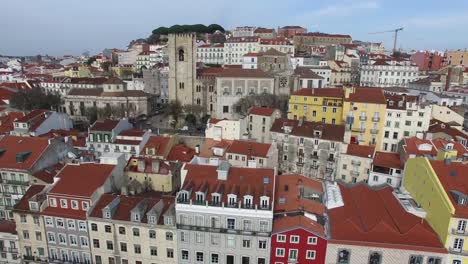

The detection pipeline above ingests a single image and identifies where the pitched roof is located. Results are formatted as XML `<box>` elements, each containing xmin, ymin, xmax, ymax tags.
<box><xmin>68</xmin><ymin>88</ymin><xmax>103</xmax><ymax>96</ymax></box>
<box><xmin>270</xmin><ymin>118</ymin><xmax>345</xmax><ymax>142</ymax></box>
<box><xmin>294</xmin><ymin>67</ymin><xmax>324</xmax><ymax>79</ymax></box>
<box><xmin>0</xmin><ymin>112</ymin><xmax>25</xmax><ymax>134</ymax></box>
<box><xmin>428</xmin><ymin>119</ymin><xmax>468</xmax><ymax>142</ymax></box>
<box><xmin>0</xmin><ymin>136</ymin><xmax>50</xmax><ymax>171</ymax></box>
<box><xmin>197</xmin><ymin>67</ymin><xmax>224</xmax><ymax>77</ymax></box>
<box><xmin>274</xmin><ymin>174</ymin><xmax>324</xmax><ymax>215</ymax></box>
<box><xmin>226</xmin><ymin>140</ymin><xmax>271</xmax><ymax>158</ymax></box>
<box><xmin>292</xmin><ymin>88</ymin><xmax>343</xmax><ymax>97</ymax></box>
<box><xmin>345</xmin><ymin>87</ymin><xmax>386</xmax><ymax>104</ymax></box>
<box><xmin>296</xmin><ymin>32</ymin><xmax>352</xmax><ymax>38</ymax></box>
<box><xmin>373</xmin><ymin>151</ymin><xmax>403</xmax><ymax>169</ymax></box>
<box><xmin>217</xmin><ymin>68</ymin><xmax>272</xmax><ymax>78</ymax></box>
<box><xmin>430</xmin><ymin>160</ymin><xmax>468</xmax><ymax>218</ymax></box>
<box><xmin>260</xmin><ymin>48</ymin><xmax>286</xmax><ymax>57</ymax></box>
<box><xmin>346</xmin><ymin>144</ymin><xmax>375</xmax><ymax>158</ymax></box>
<box><xmin>48</xmin><ymin>163</ymin><xmax>115</xmax><ymax>197</ymax></box>
<box><xmin>90</xmin><ymin>119</ymin><xmax>119</xmax><ymax>131</ymax></box>
<box><xmin>182</xmin><ymin>164</ymin><xmax>275</xmax><ymax>206</ymax></box>
<box><xmin>126</xmin><ymin>157</ymin><xmax>173</xmax><ymax>175</ymax></box>
<box><xmin>328</xmin><ymin>184</ymin><xmax>446</xmax><ymax>253</ymax></box>
<box><xmin>166</xmin><ymin>144</ymin><xmax>196</xmax><ymax>162</ymax></box>
<box><xmin>273</xmin><ymin>215</ymin><xmax>325</xmax><ymax>237</ymax></box>
<box><xmin>248</xmin><ymin>107</ymin><xmax>276</xmax><ymax>116</ymax></box>
<box><xmin>142</xmin><ymin>136</ymin><xmax>171</xmax><ymax>156</ymax></box>
<box><xmin>13</xmin><ymin>185</ymin><xmax>46</xmax><ymax>212</ymax></box>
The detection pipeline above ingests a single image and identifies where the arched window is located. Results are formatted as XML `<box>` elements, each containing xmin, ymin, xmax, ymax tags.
<box><xmin>178</xmin><ymin>49</ymin><xmax>184</xmax><ymax>61</ymax></box>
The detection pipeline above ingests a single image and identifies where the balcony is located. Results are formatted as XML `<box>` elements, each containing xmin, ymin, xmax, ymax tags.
<box><xmin>327</xmin><ymin>157</ymin><xmax>335</xmax><ymax>162</ymax></box>
<box><xmin>176</xmin><ymin>224</ymin><xmax>271</xmax><ymax>237</ymax></box>
<box><xmin>372</xmin><ymin>116</ymin><xmax>380</xmax><ymax>122</ymax></box>
<box><xmin>350</xmin><ymin>170</ymin><xmax>360</xmax><ymax>177</ymax></box>
<box><xmin>4</xmin><ymin>180</ymin><xmax>29</xmax><ymax>186</ymax></box>
<box><xmin>359</xmin><ymin>116</ymin><xmax>367</xmax><ymax>121</ymax></box>
<box><xmin>325</xmin><ymin>167</ymin><xmax>333</xmax><ymax>173</ymax></box>
<box><xmin>449</xmin><ymin>247</ymin><xmax>468</xmax><ymax>256</ymax></box>
<box><xmin>296</xmin><ymin>162</ymin><xmax>304</xmax><ymax>167</ymax></box>
<box><xmin>0</xmin><ymin>247</ymin><xmax>18</xmax><ymax>253</ymax></box>
<box><xmin>370</xmin><ymin>129</ymin><xmax>379</xmax><ymax>134</ymax></box>
<box><xmin>352</xmin><ymin>127</ymin><xmax>366</xmax><ymax>133</ymax></box>
<box><xmin>451</xmin><ymin>228</ymin><xmax>468</xmax><ymax>236</ymax></box>
<box><xmin>311</xmin><ymin>165</ymin><xmax>319</xmax><ymax>170</ymax></box>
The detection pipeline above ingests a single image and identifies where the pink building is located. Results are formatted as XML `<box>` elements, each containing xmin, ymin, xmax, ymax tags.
<box><xmin>410</xmin><ymin>51</ymin><xmax>444</xmax><ymax>72</ymax></box>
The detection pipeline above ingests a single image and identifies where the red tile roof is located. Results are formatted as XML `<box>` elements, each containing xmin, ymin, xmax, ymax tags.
<box><xmin>254</xmin><ymin>28</ymin><xmax>274</xmax><ymax>34</ymax></box>
<box><xmin>0</xmin><ymin>136</ymin><xmax>50</xmax><ymax>171</ymax></box>
<box><xmin>198</xmin><ymin>139</ymin><xmax>233</xmax><ymax>158</ymax></box>
<box><xmin>182</xmin><ymin>164</ymin><xmax>275</xmax><ymax>206</ymax></box>
<box><xmin>373</xmin><ymin>151</ymin><xmax>403</xmax><ymax>169</ymax></box>
<box><xmin>248</xmin><ymin>107</ymin><xmax>276</xmax><ymax>116</ymax></box>
<box><xmin>226</xmin><ymin>36</ymin><xmax>259</xmax><ymax>43</ymax></box>
<box><xmin>274</xmin><ymin>174</ymin><xmax>324</xmax><ymax>215</ymax></box>
<box><xmin>429</xmin><ymin>119</ymin><xmax>468</xmax><ymax>142</ymax></box>
<box><xmin>167</xmin><ymin>144</ymin><xmax>196</xmax><ymax>162</ymax></box>
<box><xmin>126</xmin><ymin>157</ymin><xmax>173</xmax><ymax>175</ymax></box>
<box><xmin>142</xmin><ymin>136</ymin><xmax>171</xmax><ymax>156</ymax></box>
<box><xmin>89</xmin><ymin>193</ymin><xmax>174</xmax><ymax>224</ymax></box>
<box><xmin>329</xmin><ymin>184</ymin><xmax>446</xmax><ymax>253</ymax></box>
<box><xmin>243</xmin><ymin>52</ymin><xmax>259</xmax><ymax>57</ymax></box>
<box><xmin>217</xmin><ymin>68</ymin><xmax>272</xmax><ymax>78</ymax></box>
<box><xmin>226</xmin><ymin>140</ymin><xmax>271</xmax><ymax>158</ymax></box>
<box><xmin>296</xmin><ymin>32</ymin><xmax>352</xmax><ymax>38</ymax></box>
<box><xmin>0</xmin><ymin>112</ymin><xmax>25</xmax><ymax>134</ymax></box>
<box><xmin>271</xmin><ymin>118</ymin><xmax>345</xmax><ymax>142</ymax></box>
<box><xmin>430</xmin><ymin>160</ymin><xmax>468</xmax><ymax>218</ymax></box>
<box><xmin>0</xmin><ymin>220</ymin><xmax>16</xmax><ymax>235</ymax></box>
<box><xmin>197</xmin><ymin>67</ymin><xmax>224</xmax><ymax>77</ymax></box>
<box><xmin>32</xmin><ymin>163</ymin><xmax>65</xmax><ymax>184</ymax></box>
<box><xmin>402</xmin><ymin>137</ymin><xmax>438</xmax><ymax>158</ymax></box>
<box><xmin>48</xmin><ymin>163</ymin><xmax>115</xmax><ymax>197</ymax></box>
<box><xmin>345</xmin><ymin>87</ymin><xmax>386</xmax><ymax>104</ymax></box>
<box><xmin>292</xmin><ymin>88</ymin><xmax>343</xmax><ymax>97</ymax></box>
<box><xmin>346</xmin><ymin>144</ymin><xmax>375</xmax><ymax>158</ymax></box>
<box><xmin>90</xmin><ymin>119</ymin><xmax>119</xmax><ymax>131</ymax></box>
<box><xmin>432</xmin><ymin>138</ymin><xmax>468</xmax><ymax>158</ymax></box>
<box><xmin>273</xmin><ymin>215</ymin><xmax>325</xmax><ymax>237</ymax></box>
<box><xmin>13</xmin><ymin>185</ymin><xmax>46</xmax><ymax>212</ymax></box>
<box><xmin>208</xmin><ymin>118</ymin><xmax>226</xmax><ymax>124</ymax></box>
<box><xmin>294</xmin><ymin>67</ymin><xmax>324</xmax><ymax>79</ymax></box>
<box><xmin>118</xmin><ymin>129</ymin><xmax>145</xmax><ymax>137</ymax></box>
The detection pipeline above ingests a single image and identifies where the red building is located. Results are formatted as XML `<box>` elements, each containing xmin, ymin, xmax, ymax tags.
<box><xmin>270</xmin><ymin>174</ymin><xmax>328</xmax><ymax>264</ymax></box>
<box><xmin>410</xmin><ymin>51</ymin><xmax>444</xmax><ymax>72</ymax></box>
<box><xmin>278</xmin><ymin>26</ymin><xmax>307</xmax><ymax>38</ymax></box>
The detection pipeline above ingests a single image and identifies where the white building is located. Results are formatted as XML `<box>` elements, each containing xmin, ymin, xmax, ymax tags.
<box><xmin>381</xmin><ymin>94</ymin><xmax>432</xmax><ymax>152</ymax></box>
<box><xmin>360</xmin><ymin>58</ymin><xmax>419</xmax><ymax>87</ymax></box>
<box><xmin>224</xmin><ymin>37</ymin><xmax>260</xmax><ymax>65</ymax></box>
<box><xmin>368</xmin><ymin>151</ymin><xmax>404</xmax><ymax>188</ymax></box>
<box><xmin>205</xmin><ymin>118</ymin><xmax>247</xmax><ymax>140</ymax></box>
<box><xmin>258</xmin><ymin>38</ymin><xmax>294</xmax><ymax>55</ymax></box>
<box><xmin>11</xmin><ymin>109</ymin><xmax>73</xmax><ymax>137</ymax></box>
<box><xmin>306</xmin><ymin>66</ymin><xmax>332</xmax><ymax>87</ymax></box>
<box><xmin>231</xmin><ymin>26</ymin><xmax>256</xmax><ymax>37</ymax></box>
<box><xmin>197</xmin><ymin>44</ymin><xmax>224</xmax><ymax>65</ymax></box>
<box><xmin>0</xmin><ymin>221</ymin><xmax>20</xmax><ymax>264</ymax></box>
<box><xmin>431</xmin><ymin>104</ymin><xmax>465</xmax><ymax>130</ymax></box>
<box><xmin>241</xmin><ymin>53</ymin><xmax>258</xmax><ymax>69</ymax></box>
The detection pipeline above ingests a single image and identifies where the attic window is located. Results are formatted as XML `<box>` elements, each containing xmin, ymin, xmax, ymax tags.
<box><xmin>16</xmin><ymin>151</ymin><xmax>32</xmax><ymax>163</ymax></box>
<box><xmin>263</xmin><ymin>177</ymin><xmax>269</xmax><ymax>184</ymax></box>
<box><xmin>133</xmin><ymin>213</ymin><xmax>141</xmax><ymax>222</ymax></box>
<box><xmin>104</xmin><ymin>210</ymin><xmax>111</xmax><ymax>219</ymax></box>
<box><xmin>148</xmin><ymin>215</ymin><xmax>157</xmax><ymax>224</ymax></box>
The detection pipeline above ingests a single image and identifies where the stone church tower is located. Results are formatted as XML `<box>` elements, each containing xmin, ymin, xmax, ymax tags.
<box><xmin>168</xmin><ymin>33</ymin><xmax>197</xmax><ymax>106</ymax></box>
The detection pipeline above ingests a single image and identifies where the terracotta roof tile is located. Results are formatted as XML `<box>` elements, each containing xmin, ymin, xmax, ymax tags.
<box><xmin>90</xmin><ymin>119</ymin><xmax>120</xmax><ymax>131</ymax></box>
<box><xmin>429</xmin><ymin>119</ymin><xmax>468</xmax><ymax>142</ymax></box>
<box><xmin>294</xmin><ymin>67</ymin><xmax>324</xmax><ymax>79</ymax></box>
<box><xmin>373</xmin><ymin>151</ymin><xmax>403</xmax><ymax>169</ymax></box>
<box><xmin>217</xmin><ymin>68</ymin><xmax>272</xmax><ymax>78</ymax></box>
<box><xmin>346</xmin><ymin>144</ymin><xmax>375</xmax><ymax>158</ymax></box>
<box><xmin>296</xmin><ymin>32</ymin><xmax>352</xmax><ymax>38</ymax></box>
<box><xmin>345</xmin><ymin>87</ymin><xmax>386</xmax><ymax>104</ymax></box>
<box><xmin>226</xmin><ymin>140</ymin><xmax>271</xmax><ymax>158</ymax></box>
<box><xmin>273</xmin><ymin>215</ymin><xmax>325</xmax><ymax>237</ymax></box>
<box><xmin>48</xmin><ymin>163</ymin><xmax>115</xmax><ymax>197</ymax></box>
<box><xmin>167</xmin><ymin>144</ymin><xmax>196</xmax><ymax>162</ymax></box>
<box><xmin>271</xmin><ymin>118</ymin><xmax>345</xmax><ymax>142</ymax></box>
<box><xmin>13</xmin><ymin>185</ymin><xmax>46</xmax><ymax>212</ymax></box>
<box><xmin>329</xmin><ymin>183</ymin><xmax>446</xmax><ymax>252</ymax></box>
<box><xmin>142</xmin><ymin>136</ymin><xmax>171</xmax><ymax>156</ymax></box>
<box><xmin>248</xmin><ymin>107</ymin><xmax>276</xmax><ymax>116</ymax></box>
<box><xmin>0</xmin><ymin>136</ymin><xmax>50</xmax><ymax>171</ymax></box>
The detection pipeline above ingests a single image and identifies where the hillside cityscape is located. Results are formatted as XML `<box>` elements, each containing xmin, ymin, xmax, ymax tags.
<box><xmin>0</xmin><ymin>17</ymin><xmax>468</xmax><ymax>264</ymax></box>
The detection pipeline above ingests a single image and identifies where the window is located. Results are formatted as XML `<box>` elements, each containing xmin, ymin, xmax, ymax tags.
<box><xmin>290</xmin><ymin>235</ymin><xmax>299</xmax><ymax>243</ymax></box>
<box><xmin>242</xmin><ymin>239</ymin><xmax>251</xmax><ymax>248</ymax></box>
<box><xmin>106</xmin><ymin>241</ymin><xmax>113</xmax><ymax>250</ymax></box>
<box><xmin>211</xmin><ymin>253</ymin><xmax>219</xmax><ymax>263</ymax></box>
<box><xmin>150</xmin><ymin>247</ymin><xmax>157</xmax><ymax>256</ymax></box>
<box><xmin>134</xmin><ymin>244</ymin><xmax>141</xmax><ymax>254</ymax></box>
<box><xmin>133</xmin><ymin>228</ymin><xmax>140</xmax><ymax>237</ymax></box>
<box><xmin>223</xmin><ymin>106</ymin><xmax>229</xmax><ymax>113</ymax></box>
<box><xmin>166</xmin><ymin>231</ymin><xmax>173</xmax><ymax>240</ymax></box>
<box><xmin>337</xmin><ymin>249</ymin><xmax>350</xmax><ymax>264</ymax></box>
<box><xmin>47</xmin><ymin>232</ymin><xmax>55</xmax><ymax>243</ymax></box>
<box><xmin>409</xmin><ymin>255</ymin><xmax>423</xmax><ymax>264</ymax></box>
<box><xmin>167</xmin><ymin>248</ymin><xmax>174</xmax><ymax>258</ymax></box>
<box><xmin>23</xmin><ymin>230</ymin><xmax>29</xmax><ymax>239</ymax></box>
<box><xmin>242</xmin><ymin>256</ymin><xmax>250</xmax><ymax>264</ymax></box>
<box><xmin>196</xmin><ymin>232</ymin><xmax>204</xmax><ymax>243</ymax></box>
<box><xmin>82</xmin><ymin>201</ymin><xmax>89</xmax><ymax>211</ymax></box>
<box><xmin>259</xmin><ymin>220</ymin><xmax>268</xmax><ymax>232</ymax></box>
<box><xmin>427</xmin><ymin>257</ymin><xmax>441</xmax><ymax>264</ymax></box>
<box><xmin>79</xmin><ymin>221</ymin><xmax>87</xmax><ymax>231</ymax></box>
<box><xmin>91</xmin><ymin>223</ymin><xmax>98</xmax><ymax>231</ymax></box>
<box><xmin>35</xmin><ymin>231</ymin><xmax>42</xmax><ymax>241</ymax></box>
<box><xmin>386</xmin><ymin>178</ymin><xmax>392</xmax><ymax>185</ymax></box>
<box><xmin>67</xmin><ymin>220</ymin><xmax>75</xmax><ymax>230</ymax></box>
<box><xmin>49</xmin><ymin>198</ymin><xmax>57</xmax><ymax>207</ymax></box>
<box><xmin>120</xmin><ymin>242</ymin><xmax>127</xmax><ymax>252</ymax></box>
<box><xmin>457</xmin><ymin>220</ymin><xmax>467</xmax><ymax>232</ymax></box>
<box><xmin>69</xmin><ymin>235</ymin><xmax>77</xmax><ymax>246</ymax></box>
<box><xmin>95</xmin><ymin>256</ymin><xmax>102</xmax><ymax>264</ymax></box>
<box><xmin>149</xmin><ymin>230</ymin><xmax>156</xmax><ymax>239</ymax></box>
<box><xmin>211</xmin><ymin>234</ymin><xmax>220</xmax><ymax>245</ymax></box>
<box><xmin>58</xmin><ymin>233</ymin><xmax>66</xmax><ymax>244</ymax></box>
<box><xmin>258</xmin><ymin>239</ymin><xmax>267</xmax><ymax>249</ymax></box>
<box><xmin>276</xmin><ymin>248</ymin><xmax>285</xmax><ymax>257</ymax></box>
<box><xmin>368</xmin><ymin>252</ymin><xmax>381</xmax><ymax>264</ymax></box>
<box><xmin>453</xmin><ymin>238</ymin><xmax>464</xmax><ymax>250</ymax></box>
<box><xmin>119</xmin><ymin>226</ymin><xmax>126</xmax><ymax>235</ymax></box>
<box><xmin>71</xmin><ymin>200</ymin><xmax>79</xmax><ymax>210</ymax></box>
<box><xmin>288</xmin><ymin>249</ymin><xmax>298</xmax><ymax>261</ymax></box>
<box><xmin>227</xmin><ymin>235</ymin><xmax>235</xmax><ymax>248</ymax></box>
<box><xmin>196</xmin><ymin>252</ymin><xmax>204</xmax><ymax>262</ymax></box>
<box><xmin>178</xmin><ymin>49</ymin><xmax>184</xmax><ymax>61</ymax></box>
<box><xmin>60</xmin><ymin>199</ymin><xmax>67</xmax><ymax>208</ymax></box>
<box><xmin>80</xmin><ymin>237</ymin><xmax>88</xmax><ymax>247</ymax></box>
<box><xmin>148</xmin><ymin>215</ymin><xmax>157</xmax><ymax>224</ymax></box>
<box><xmin>105</xmin><ymin>225</ymin><xmax>111</xmax><ymax>233</ymax></box>
<box><xmin>277</xmin><ymin>234</ymin><xmax>286</xmax><ymax>242</ymax></box>
<box><xmin>306</xmin><ymin>250</ymin><xmax>316</xmax><ymax>260</ymax></box>
<box><xmin>227</xmin><ymin>218</ymin><xmax>235</xmax><ymax>229</ymax></box>
<box><xmin>181</xmin><ymin>250</ymin><xmax>189</xmax><ymax>260</ymax></box>
<box><xmin>308</xmin><ymin>236</ymin><xmax>317</xmax><ymax>245</ymax></box>
<box><xmin>56</xmin><ymin>218</ymin><xmax>64</xmax><ymax>228</ymax></box>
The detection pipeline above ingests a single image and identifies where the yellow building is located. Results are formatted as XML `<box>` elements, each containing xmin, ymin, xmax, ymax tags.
<box><xmin>342</xmin><ymin>87</ymin><xmax>386</xmax><ymax>149</ymax></box>
<box><xmin>403</xmin><ymin>157</ymin><xmax>468</xmax><ymax>263</ymax></box>
<box><xmin>288</xmin><ymin>88</ymin><xmax>344</xmax><ymax>124</ymax></box>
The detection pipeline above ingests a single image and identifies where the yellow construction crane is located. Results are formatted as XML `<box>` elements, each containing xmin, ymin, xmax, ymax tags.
<box><xmin>369</xmin><ymin>27</ymin><xmax>404</xmax><ymax>53</ymax></box>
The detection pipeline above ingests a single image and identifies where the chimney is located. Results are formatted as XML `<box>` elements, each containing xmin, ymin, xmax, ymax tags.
<box><xmin>445</xmin><ymin>67</ymin><xmax>452</xmax><ymax>91</ymax></box>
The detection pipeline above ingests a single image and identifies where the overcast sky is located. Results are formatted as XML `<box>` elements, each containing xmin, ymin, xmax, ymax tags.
<box><xmin>1</xmin><ymin>0</ymin><xmax>467</xmax><ymax>56</ymax></box>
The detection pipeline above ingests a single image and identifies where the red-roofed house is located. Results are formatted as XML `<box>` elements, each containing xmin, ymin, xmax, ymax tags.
<box><xmin>428</xmin><ymin>119</ymin><xmax>468</xmax><ymax>147</ymax></box>
<box><xmin>42</xmin><ymin>163</ymin><xmax>122</xmax><ymax>264</ymax></box>
<box><xmin>13</xmin><ymin>185</ymin><xmax>49</xmax><ymax>262</ymax></box>
<box><xmin>247</xmin><ymin>107</ymin><xmax>281</xmax><ymax>143</ymax></box>
<box><xmin>176</xmin><ymin>162</ymin><xmax>276</xmax><ymax>263</ymax></box>
<box><xmin>0</xmin><ymin>111</ymin><xmax>25</xmax><ymax>135</ymax></box>
<box><xmin>337</xmin><ymin>144</ymin><xmax>375</xmax><ymax>184</ymax></box>
<box><xmin>0</xmin><ymin>220</ymin><xmax>19</xmax><ymax>263</ymax></box>
<box><xmin>326</xmin><ymin>183</ymin><xmax>447</xmax><ymax>263</ymax></box>
<box><xmin>11</xmin><ymin>109</ymin><xmax>73</xmax><ymax>137</ymax></box>
<box><xmin>401</xmin><ymin>136</ymin><xmax>468</xmax><ymax>162</ymax></box>
<box><xmin>369</xmin><ymin>151</ymin><xmax>404</xmax><ymax>188</ymax></box>
<box><xmin>125</xmin><ymin>156</ymin><xmax>179</xmax><ymax>193</ymax></box>
<box><xmin>225</xmin><ymin>140</ymin><xmax>278</xmax><ymax>169</ymax></box>
<box><xmin>87</xmin><ymin>193</ymin><xmax>176</xmax><ymax>264</ymax></box>
<box><xmin>141</xmin><ymin>135</ymin><xmax>178</xmax><ymax>159</ymax></box>
<box><xmin>271</xmin><ymin>174</ymin><xmax>327</xmax><ymax>263</ymax></box>
<box><xmin>360</xmin><ymin>58</ymin><xmax>419</xmax><ymax>87</ymax></box>
<box><xmin>0</xmin><ymin>135</ymin><xmax>73</xmax><ymax>220</ymax></box>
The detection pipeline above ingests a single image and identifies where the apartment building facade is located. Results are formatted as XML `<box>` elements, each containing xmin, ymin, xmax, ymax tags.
<box><xmin>288</xmin><ymin>88</ymin><xmax>344</xmax><ymax>124</ymax></box>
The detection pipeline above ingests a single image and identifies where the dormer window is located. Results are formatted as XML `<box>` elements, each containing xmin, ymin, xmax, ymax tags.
<box><xmin>82</xmin><ymin>201</ymin><xmax>89</xmax><ymax>211</ymax></box>
<box><xmin>133</xmin><ymin>213</ymin><xmax>141</xmax><ymax>222</ymax></box>
<box><xmin>243</xmin><ymin>195</ymin><xmax>253</xmax><ymax>208</ymax></box>
<box><xmin>228</xmin><ymin>194</ymin><xmax>237</xmax><ymax>207</ymax></box>
<box><xmin>212</xmin><ymin>193</ymin><xmax>220</xmax><ymax>205</ymax></box>
<box><xmin>29</xmin><ymin>201</ymin><xmax>38</xmax><ymax>211</ymax></box>
<box><xmin>49</xmin><ymin>198</ymin><xmax>57</xmax><ymax>207</ymax></box>
<box><xmin>446</xmin><ymin>143</ymin><xmax>454</xmax><ymax>150</ymax></box>
<box><xmin>179</xmin><ymin>191</ymin><xmax>189</xmax><ymax>203</ymax></box>
<box><xmin>164</xmin><ymin>216</ymin><xmax>173</xmax><ymax>226</ymax></box>
<box><xmin>260</xmin><ymin>196</ymin><xmax>269</xmax><ymax>209</ymax></box>
<box><xmin>71</xmin><ymin>200</ymin><xmax>79</xmax><ymax>210</ymax></box>
<box><xmin>196</xmin><ymin>192</ymin><xmax>205</xmax><ymax>203</ymax></box>
<box><xmin>148</xmin><ymin>215</ymin><xmax>157</xmax><ymax>224</ymax></box>
<box><xmin>104</xmin><ymin>210</ymin><xmax>111</xmax><ymax>219</ymax></box>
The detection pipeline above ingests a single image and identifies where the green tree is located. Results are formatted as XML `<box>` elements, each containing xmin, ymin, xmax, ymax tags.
<box><xmin>10</xmin><ymin>89</ymin><xmax>62</xmax><ymax>111</ymax></box>
<box><xmin>85</xmin><ymin>57</ymin><xmax>96</xmax><ymax>66</ymax></box>
<box><xmin>185</xmin><ymin>114</ymin><xmax>197</xmax><ymax>128</ymax></box>
<box><xmin>100</xmin><ymin>61</ymin><xmax>111</xmax><ymax>72</ymax></box>
<box><xmin>207</xmin><ymin>24</ymin><xmax>225</xmax><ymax>33</ymax></box>
<box><xmin>166</xmin><ymin>100</ymin><xmax>183</xmax><ymax>129</ymax></box>
<box><xmin>232</xmin><ymin>93</ymin><xmax>288</xmax><ymax>116</ymax></box>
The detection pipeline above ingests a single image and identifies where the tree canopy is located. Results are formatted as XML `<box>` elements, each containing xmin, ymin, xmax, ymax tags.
<box><xmin>148</xmin><ymin>24</ymin><xmax>225</xmax><ymax>44</ymax></box>
<box><xmin>10</xmin><ymin>88</ymin><xmax>62</xmax><ymax>111</ymax></box>
<box><xmin>233</xmin><ymin>94</ymin><xmax>289</xmax><ymax>117</ymax></box>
